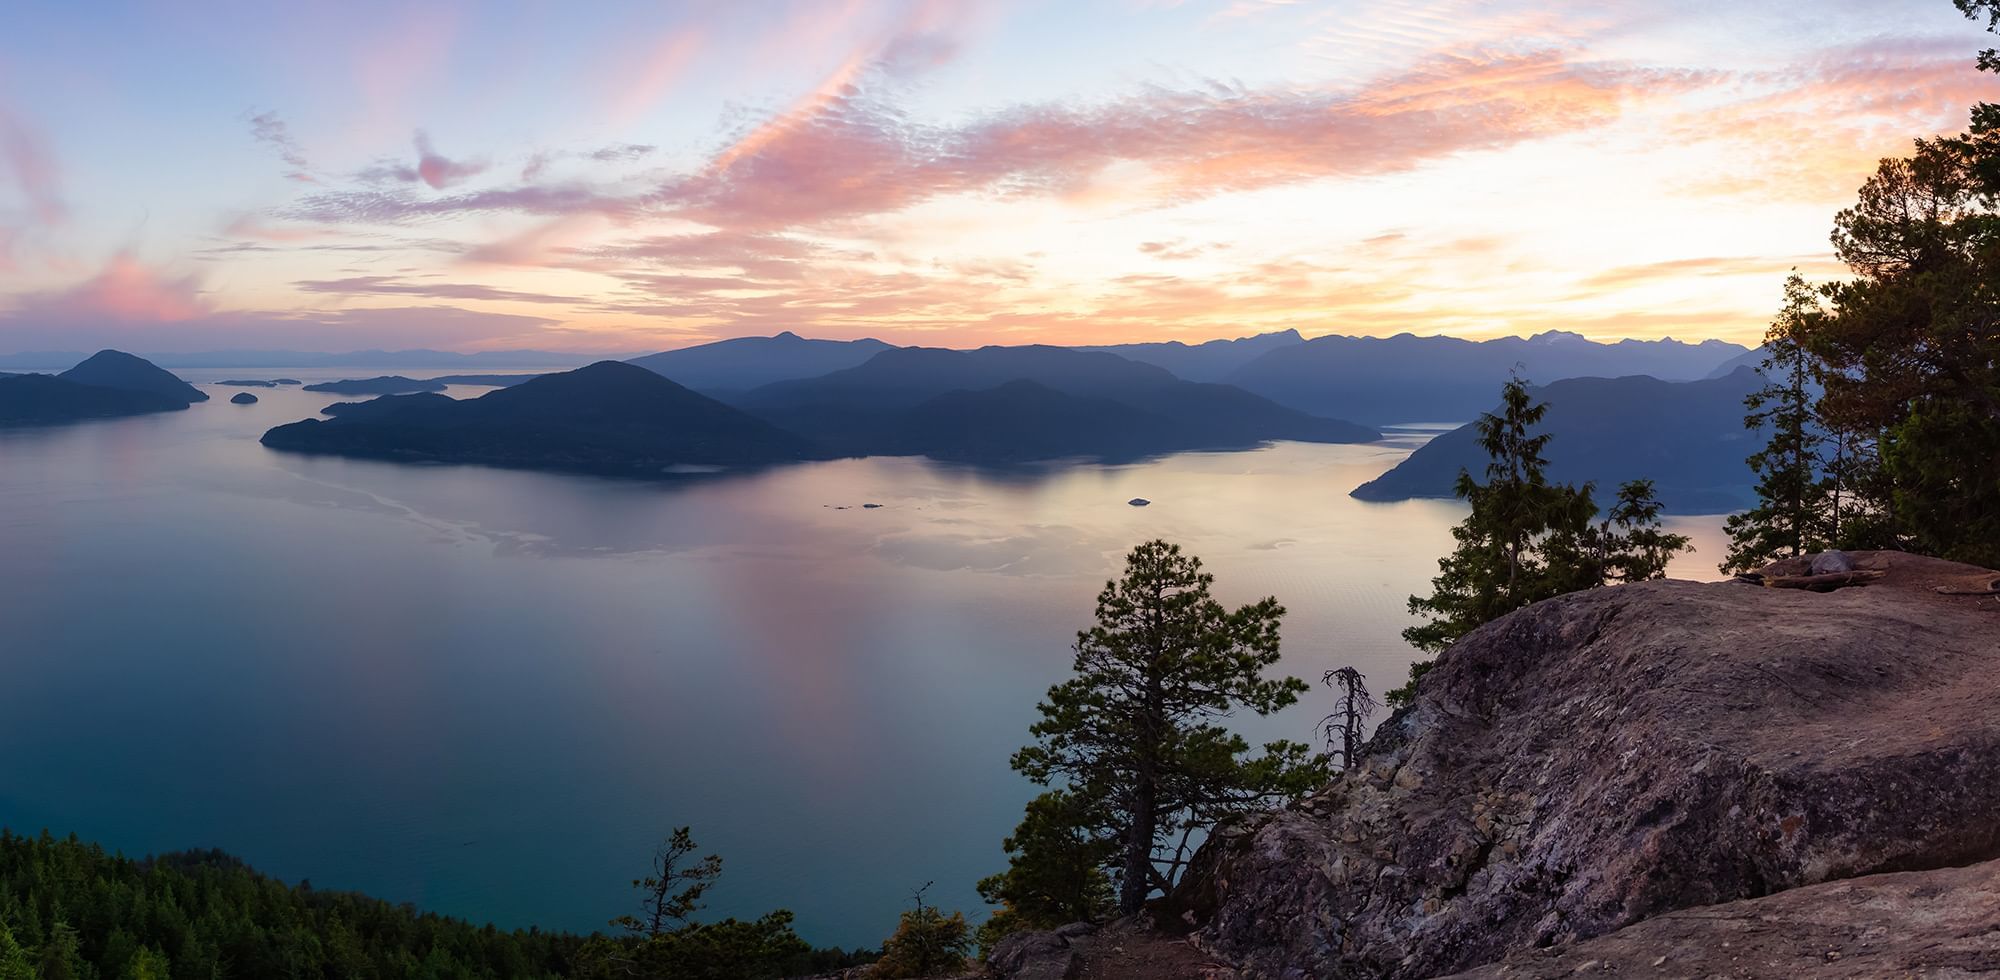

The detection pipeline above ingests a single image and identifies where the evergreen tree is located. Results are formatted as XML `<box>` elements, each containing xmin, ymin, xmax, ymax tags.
<box><xmin>578</xmin><ymin>829</ymin><xmax>857</xmax><ymax>980</ymax></box>
<box><xmin>1402</xmin><ymin>378</ymin><xmax>1576</xmax><ymax>661</ymax></box>
<box><xmin>1396</xmin><ymin>380</ymin><xmax>1689</xmax><ymax>706</ymax></box>
<box><xmin>1785</xmin><ymin>3</ymin><xmax>2000</xmax><ymax>566</ymax></box>
<box><xmin>870</xmin><ymin>885</ymin><xmax>970</xmax><ymax>979</ymax></box>
<box><xmin>974</xmin><ymin>791</ymin><xmax>1115</xmax><ymax>952</ymax></box>
<box><xmin>1012</xmin><ymin>540</ymin><xmax>1325</xmax><ymax>917</ymax></box>
<box><xmin>36</xmin><ymin>922</ymin><xmax>80</xmax><ymax>980</ymax></box>
<box><xmin>611</xmin><ymin>827</ymin><xmax>721</xmax><ymax>938</ymax></box>
<box><xmin>122</xmin><ymin>947</ymin><xmax>169</xmax><ymax>980</ymax></box>
<box><xmin>1593</xmin><ymin>480</ymin><xmax>1687</xmax><ymax>585</ymax></box>
<box><xmin>0</xmin><ymin>922</ymin><xmax>33</xmax><ymax>980</ymax></box>
<box><xmin>1722</xmin><ymin>275</ymin><xmax>1838</xmax><ymax>573</ymax></box>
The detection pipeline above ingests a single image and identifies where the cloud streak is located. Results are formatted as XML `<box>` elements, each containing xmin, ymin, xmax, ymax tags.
<box><xmin>295</xmin><ymin>275</ymin><xmax>585</xmax><ymax>304</ymax></box>
<box><xmin>0</xmin><ymin>107</ymin><xmax>64</xmax><ymax>225</ymax></box>
<box><xmin>247</xmin><ymin>110</ymin><xmax>314</xmax><ymax>182</ymax></box>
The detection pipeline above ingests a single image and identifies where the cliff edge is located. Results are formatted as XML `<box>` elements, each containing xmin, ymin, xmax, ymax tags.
<box><xmin>1159</xmin><ymin>551</ymin><xmax>2000</xmax><ymax>979</ymax></box>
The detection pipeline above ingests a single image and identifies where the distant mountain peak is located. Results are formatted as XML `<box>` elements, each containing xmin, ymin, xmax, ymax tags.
<box><xmin>58</xmin><ymin>349</ymin><xmax>208</xmax><ymax>404</ymax></box>
<box><xmin>627</xmin><ymin>333</ymin><xmax>896</xmax><ymax>392</ymax></box>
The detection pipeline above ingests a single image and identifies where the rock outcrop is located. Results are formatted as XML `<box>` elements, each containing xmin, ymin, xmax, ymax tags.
<box><xmin>1174</xmin><ymin>551</ymin><xmax>2000</xmax><ymax>979</ymax></box>
<box><xmin>1442</xmin><ymin>855</ymin><xmax>2000</xmax><ymax>978</ymax></box>
<box><xmin>987</xmin><ymin>921</ymin><xmax>1227</xmax><ymax>980</ymax></box>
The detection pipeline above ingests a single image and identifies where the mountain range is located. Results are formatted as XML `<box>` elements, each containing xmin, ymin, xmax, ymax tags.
<box><xmin>731</xmin><ymin>344</ymin><xmax>1379</xmax><ymax>458</ymax></box>
<box><xmin>7</xmin><ymin>331</ymin><xmax>1769</xmax><ymax>488</ymax></box>
<box><xmin>1350</xmin><ymin>369</ymin><xmax>1767</xmax><ymax>513</ymax></box>
<box><xmin>626</xmin><ymin>331</ymin><xmax>894</xmax><ymax>396</ymax></box>
<box><xmin>1223</xmin><ymin>331</ymin><xmax>1748</xmax><ymax>424</ymax></box>
<box><xmin>1078</xmin><ymin>329</ymin><xmax>1307</xmax><ymax>383</ymax></box>
<box><xmin>271</xmin><ymin>345</ymin><xmax>1381</xmax><ymax>470</ymax></box>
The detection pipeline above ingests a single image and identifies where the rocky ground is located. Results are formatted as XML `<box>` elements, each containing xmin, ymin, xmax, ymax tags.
<box><xmin>1443</xmin><ymin>855</ymin><xmax>2000</xmax><ymax>978</ymax></box>
<box><xmin>986</xmin><ymin>552</ymin><xmax>2000</xmax><ymax>980</ymax></box>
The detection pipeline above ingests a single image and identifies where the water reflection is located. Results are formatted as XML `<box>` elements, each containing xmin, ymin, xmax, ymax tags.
<box><xmin>0</xmin><ymin>370</ymin><xmax>1730</xmax><ymax>947</ymax></box>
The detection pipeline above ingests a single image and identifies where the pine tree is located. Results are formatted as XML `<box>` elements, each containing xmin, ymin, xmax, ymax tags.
<box><xmin>870</xmin><ymin>885</ymin><xmax>970</xmax><ymax>979</ymax></box>
<box><xmin>1012</xmin><ymin>540</ymin><xmax>1324</xmax><ymax>916</ymax></box>
<box><xmin>1722</xmin><ymin>275</ymin><xmax>1836</xmax><ymax>573</ymax></box>
<box><xmin>1595</xmin><ymin>480</ymin><xmax>1688</xmax><ymax>584</ymax></box>
<box><xmin>1396</xmin><ymin>379</ymin><xmax>1689</xmax><ymax>706</ymax></box>
<box><xmin>1785</xmin><ymin>5</ymin><xmax>2000</xmax><ymax>566</ymax></box>
<box><xmin>1402</xmin><ymin>378</ymin><xmax>1576</xmax><ymax>660</ymax></box>
<box><xmin>975</xmin><ymin>790</ymin><xmax>1115</xmax><ymax>949</ymax></box>
<box><xmin>612</xmin><ymin>828</ymin><xmax>721</xmax><ymax>938</ymax></box>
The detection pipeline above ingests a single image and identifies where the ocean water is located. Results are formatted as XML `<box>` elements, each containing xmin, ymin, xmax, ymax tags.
<box><xmin>0</xmin><ymin>371</ymin><xmax>1729</xmax><ymax>946</ymax></box>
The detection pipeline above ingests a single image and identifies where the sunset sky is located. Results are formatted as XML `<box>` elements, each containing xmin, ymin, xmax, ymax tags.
<box><xmin>1</xmin><ymin>0</ymin><xmax>1995</xmax><ymax>353</ymax></box>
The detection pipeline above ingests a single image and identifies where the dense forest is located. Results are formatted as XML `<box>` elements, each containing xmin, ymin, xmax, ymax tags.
<box><xmin>0</xmin><ymin>830</ymin><xmax>874</xmax><ymax>980</ymax></box>
<box><xmin>0</xmin><ymin>830</ymin><xmax>581</xmax><ymax>978</ymax></box>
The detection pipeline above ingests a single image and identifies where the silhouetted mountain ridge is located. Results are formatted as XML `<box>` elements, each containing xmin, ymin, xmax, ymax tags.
<box><xmin>737</xmin><ymin>345</ymin><xmax>1377</xmax><ymax>456</ymax></box>
<box><xmin>628</xmin><ymin>332</ymin><xmax>894</xmax><ymax>394</ymax></box>
<box><xmin>1079</xmin><ymin>329</ymin><xmax>1305</xmax><ymax>382</ymax></box>
<box><xmin>261</xmin><ymin>361</ymin><xmax>820</xmax><ymax>473</ymax></box>
<box><xmin>0</xmin><ymin>373</ymin><xmax>189</xmax><ymax>426</ymax></box>
<box><xmin>1350</xmin><ymin>369</ymin><xmax>1765</xmax><ymax>513</ymax></box>
<box><xmin>60</xmin><ymin>350</ymin><xmax>209</xmax><ymax>404</ymax></box>
<box><xmin>1228</xmin><ymin>331</ymin><xmax>1748</xmax><ymax>424</ymax></box>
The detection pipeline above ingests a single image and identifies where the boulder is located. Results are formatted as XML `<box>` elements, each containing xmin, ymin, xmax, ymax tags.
<box><xmin>1177</xmin><ymin>551</ymin><xmax>2000</xmax><ymax>979</ymax></box>
<box><xmin>987</xmin><ymin>928</ymin><xmax>1083</xmax><ymax>980</ymax></box>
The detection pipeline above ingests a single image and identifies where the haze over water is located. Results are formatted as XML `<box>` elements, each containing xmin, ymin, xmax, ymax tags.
<box><xmin>0</xmin><ymin>373</ymin><xmax>1728</xmax><ymax>946</ymax></box>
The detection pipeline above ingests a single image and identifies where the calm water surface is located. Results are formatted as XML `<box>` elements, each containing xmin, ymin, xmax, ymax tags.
<box><xmin>0</xmin><ymin>370</ymin><xmax>1728</xmax><ymax>946</ymax></box>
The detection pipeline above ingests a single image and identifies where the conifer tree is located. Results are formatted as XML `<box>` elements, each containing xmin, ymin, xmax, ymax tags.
<box><xmin>975</xmin><ymin>790</ymin><xmax>1115</xmax><ymax>948</ymax></box>
<box><xmin>1012</xmin><ymin>540</ymin><xmax>1324</xmax><ymax>916</ymax></box>
<box><xmin>1722</xmin><ymin>275</ymin><xmax>1837</xmax><ymax>573</ymax></box>
<box><xmin>1782</xmin><ymin>1</ymin><xmax>2000</xmax><ymax>566</ymax></box>
<box><xmin>0</xmin><ymin>922</ymin><xmax>32</xmax><ymax>980</ymax></box>
<box><xmin>1396</xmin><ymin>379</ymin><xmax>1689</xmax><ymax>706</ymax></box>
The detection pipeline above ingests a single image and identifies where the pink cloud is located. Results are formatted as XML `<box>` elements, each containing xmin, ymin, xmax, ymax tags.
<box><xmin>413</xmin><ymin>130</ymin><xmax>485</xmax><ymax>189</ymax></box>
<box><xmin>10</xmin><ymin>253</ymin><xmax>208</xmax><ymax>323</ymax></box>
<box><xmin>0</xmin><ymin>107</ymin><xmax>64</xmax><ymax>225</ymax></box>
<box><xmin>294</xmin><ymin>274</ymin><xmax>584</xmax><ymax>304</ymax></box>
<box><xmin>0</xmin><ymin>304</ymin><xmax>564</xmax><ymax>353</ymax></box>
<box><xmin>349</xmin><ymin>5</ymin><xmax>461</xmax><ymax>146</ymax></box>
<box><xmin>603</xmin><ymin>27</ymin><xmax>706</xmax><ymax>127</ymax></box>
<box><xmin>656</xmin><ymin>48</ymin><xmax>1703</xmax><ymax>231</ymax></box>
<box><xmin>1</xmin><ymin>254</ymin><xmax>563</xmax><ymax>350</ymax></box>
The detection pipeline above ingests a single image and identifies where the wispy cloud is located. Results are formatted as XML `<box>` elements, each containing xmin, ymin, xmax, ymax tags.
<box><xmin>0</xmin><ymin>106</ymin><xmax>64</xmax><ymax>225</ymax></box>
<box><xmin>247</xmin><ymin>110</ymin><xmax>315</xmax><ymax>182</ymax></box>
<box><xmin>10</xmin><ymin>252</ymin><xmax>207</xmax><ymax>323</ymax></box>
<box><xmin>294</xmin><ymin>274</ymin><xmax>585</xmax><ymax>304</ymax></box>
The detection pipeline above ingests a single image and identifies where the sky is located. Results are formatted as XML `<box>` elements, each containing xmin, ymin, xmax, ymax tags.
<box><xmin>0</xmin><ymin>0</ymin><xmax>1995</xmax><ymax>354</ymax></box>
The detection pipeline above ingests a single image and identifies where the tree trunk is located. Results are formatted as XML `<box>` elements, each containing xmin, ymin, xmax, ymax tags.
<box><xmin>1341</xmin><ymin>683</ymin><xmax>1358</xmax><ymax>769</ymax></box>
<box><xmin>1120</xmin><ymin>775</ymin><xmax>1156</xmax><ymax>916</ymax></box>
